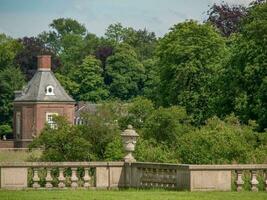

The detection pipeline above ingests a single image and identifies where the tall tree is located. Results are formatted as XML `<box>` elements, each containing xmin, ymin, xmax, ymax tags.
<box><xmin>74</xmin><ymin>56</ymin><xmax>109</xmax><ymax>102</ymax></box>
<box><xmin>106</xmin><ymin>43</ymin><xmax>145</xmax><ymax>100</ymax></box>
<box><xmin>157</xmin><ymin>20</ymin><xmax>227</xmax><ymax>125</ymax></box>
<box><xmin>207</xmin><ymin>3</ymin><xmax>247</xmax><ymax>37</ymax></box>
<box><xmin>0</xmin><ymin>67</ymin><xmax>25</xmax><ymax>125</ymax></box>
<box><xmin>0</xmin><ymin>34</ymin><xmax>22</xmax><ymax>69</ymax></box>
<box><xmin>15</xmin><ymin>37</ymin><xmax>59</xmax><ymax>80</ymax></box>
<box><xmin>221</xmin><ymin>2</ymin><xmax>267</xmax><ymax>131</ymax></box>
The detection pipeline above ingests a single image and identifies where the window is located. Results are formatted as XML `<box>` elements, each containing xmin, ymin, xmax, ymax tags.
<box><xmin>46</xmin><ymin>113</ymin><xmax>58</xmax><ymax>129</ymax></box>
<box><xmin>45</xmin><ymin>85</ymin><xmax>55</xmax><ymax>96</ymax></box>
<box><xmin>16</xmin><ymin>112</ymin><xmax>21</xmax><ymax>138</ymax></box>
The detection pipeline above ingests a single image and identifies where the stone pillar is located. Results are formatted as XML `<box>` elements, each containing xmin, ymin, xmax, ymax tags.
<box><xmin>71</xmin><ymin>168</ymin><xmax>78</xmax><ymax>188</ymax></box>
<box><xmin>250</xmin><ymin>170</ymin><xmax>259</xmax><ymax>192</ymax></box>
<box><xmin>236</xmin><ymin>170</ymin><xmax>244</xmax><ymax>192</ymax></box>
<box><xmin>58</xmin><ymin>168</ymin><xmax>65</xmax><ymax>188</ymax></box>
<box><xmin>32</xmin><ymin>168</ymin><xmax>40</xmax><ymax>188</ymax></box>
<box><xmin>83</xmin><ymin>167</ymin><xmax>91</xmax><ymax>188</ymax></box>
<box><xmin>45</xmin><ymin>168</ymin><xmax>53</xmax><ymax>188</ymax></box>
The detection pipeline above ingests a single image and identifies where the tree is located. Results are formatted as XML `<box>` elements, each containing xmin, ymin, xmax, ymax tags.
<box><xmin>0</xmin><ymin>34</ymin><xmax>22</xmax><ymax>69</ymax></box>
<box><xmin>50</xmin><ymin>18</ymin><xmax>87</xmax><ymax>37</ymax></box>
<box><xmin>80</xmin><ymin>102</ymin><xmax>123</xmax><ymax>160</ymax></box>
<box><xmin>74</xmin><ymin>56</ymin><xmax>109</xmax><ymax>102</ymax></box>
<box><xmin>119</xmin><ymin>97</ymin><xmax>155</xmax><ymax>129</ymax></box>
<box><xmin>106</xmin><ymin>43</ymin><xmax>145</xmax><ymax>100</ymax></box>
<box><xmin>105</xmin><ymin>23</ymin><xmax>157</xmax><ymax>60</ymax></box>
<box><xmin>0</xmin><ymin>67</ymin><xmax>25</xmax><ymax>125</ymax></box>
<box><xmin>30</xmin><ymin>116</ymin><xmax>93</xmax><ymax>161</ymax></box>
<box><xmin>157</xmin><ymin>20</ymin><xmax>227</xmax><ymax>125</ymax></box>
<box><xmin>142</xmin><ymin>59</ymin><xmax>160</xmax><ymax>101</ymax></box>
<box><xmin>105</xmin><ymin>23</ymin><xmax>130</xmax><ymax>43</ymax></box>
<box><xmin>207</xmin><ymin>3</ymin><xmax>247</xmax><ymax>37</ymax></box>
<box><xmin>15</xmin><ymin>37</ymin><xmax>60</xmax><ymax>80</ymax></box>
<box><xmin>178</xmin><ymin>116</ymin><xmax>266</xmax><ymax>164</ymax></box>
<box><xmin>55</xmin><ymin>73</ymin><xmax>79</xmax><ymax>98</ymax></box>
<box><xmin>220</xmin><ymin>2</ymin><xmax>267</xmax><ymax>131</ymax></box>
<box><xmin>39</xmin><ymin>18</ymin><xmax>89</xmax><ymax>74</ymax></box>
<box><xmin>142</xmin><ymin>106</ymin><xmax>192</xmax><ymax>146</ymax></box>
<box><xmin>125</xmin><ymin>28</ymin><xmax>157</xmax><ymax>60</ymax></box>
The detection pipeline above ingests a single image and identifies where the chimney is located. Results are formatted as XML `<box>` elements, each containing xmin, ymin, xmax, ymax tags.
<box><xmin>37</xmin><ymin>55</ymin><xmax>51</xmax><ymax>71</ymax></box>
<box><xmin>14</xmin><ymin>90</ymin><xmax>23</xmax><ymax>98</ymax></box>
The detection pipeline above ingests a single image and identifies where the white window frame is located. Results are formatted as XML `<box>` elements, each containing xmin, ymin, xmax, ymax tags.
<box><xmin>46</xmin><ymin>112</ymin><xmax>58</xmax><ymax>129</ymax></box>
<box><xmin>45</xmin><ymin>85</ymin><xmax>55</xmax><ymax>96</ymax></box>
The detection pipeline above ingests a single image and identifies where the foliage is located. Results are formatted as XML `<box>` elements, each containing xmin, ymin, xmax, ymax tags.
<box><xmin>119</xmin><ymin>97</ymin><xmax>155</xmax><ymax>129</ymax></box>
<box><xmin>0</xmin><ymin>34</ymin><xmax>22</xmax><ymax>69</ymax></box>
<box><xmin>79</xmin><ymin>102</ymin><xmax>124</xmax><ymax>160</ymax></box>
<box><xmin>0</xmin><ymin>124</ymin><xmax>12</xmax><ymax>137</ymax></box>
<box><xmin>73</xmin><ymin>56</ymin><xmax>109</xmax><ymax>102</ymax></box>
<box><xmin>142</xmin><ymin>106</ymin><xmax>192</xmax><ymax>146</ymax></box>
<box><xmin>219</xmin><ymin>2</ymin><xmax>267</xmax><ymax>131</ymax></box>
<box><xmin>207</xmin><ymin>3</ymin><xmax>247</xmax><ymax>37</ymax></box>
<box><xmin>177</xmin><ymin>116</ymin><xmax>267</xmax><ymax>164</ymax></box>
<box><xmin>135</xmin><ymin>138</ymin><xmax>177</xmax><ymax>163</ymax></box>
<box><xmin>142</xmin><ymin>59</ymin><xmax>160</xmax><ymax>100</ymax></box>
<box><xmin>157</xmin><ymin>20</ymin><xmax>227</xmax><ymax>125</ymax></box>
<box><xmin>0</xmin><ymin>66</ymin><xmax>25</xmax><ymax>125</ymax></box>
<box><xmin>55</xmin><ymin>73</ymin><xmax>79</xmax><ymax>97</ymax></box>
<box><xmin>104</xmin><ymin>135</ymin><xmax>124</xmax><ymax>161</ymax></box>
<box><xmin>106</xmin><ymin>43</ymin><xmax>145</xmax><ymax>100</ymax></box>
<box><xmin>30</xmin><ymin>116</ymin><xmax>93</xmax><ymax>161</ymax></box>
<box><xmin>15</xmin><ymin>37</ymin><xmax>59</xmax><ymax>80</ymax></box>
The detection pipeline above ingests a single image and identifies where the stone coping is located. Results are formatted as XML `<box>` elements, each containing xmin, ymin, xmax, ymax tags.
<box><xmin>0</xmin><ymin>161</ymin><xmax>266</xmax><ymax>170</ymax></box>
<box><xmin>0</xmin><ymin>161</ymin><xmax>125</xmax><ymax>167</ymax></box>
<box><xmin>133</xmin><ymin>162</ymin><xmax>267</xmax><ymax>170</ymax></box>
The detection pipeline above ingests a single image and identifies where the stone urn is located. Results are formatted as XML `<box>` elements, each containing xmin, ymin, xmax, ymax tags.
<box><xmin>121</xmin><ymin>125</ymin><xmax>139</xmax><ymax>162</ymax></box>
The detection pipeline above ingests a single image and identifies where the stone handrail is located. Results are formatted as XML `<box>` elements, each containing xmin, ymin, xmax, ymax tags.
<box><xmin>0</xmin><ymin>161</ymin><xmax>266</xmax><ymax>191</ymax></box>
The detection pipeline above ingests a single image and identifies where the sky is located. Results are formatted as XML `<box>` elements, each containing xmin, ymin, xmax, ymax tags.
<box><xmin>0</xmin><ymin>0</ymin><xmax>254</xmax><ymax>38</ymax></box>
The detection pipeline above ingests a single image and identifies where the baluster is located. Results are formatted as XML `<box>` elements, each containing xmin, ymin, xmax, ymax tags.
<box><xmin>58</xmin><ymin>168</ymin><xmax>66</xmax><ymax>188</ymax></box>
<box><xmin>251</xmin><ymin>170</ymin><xmax>259</xmax><ymax>192</ymax></box>
<box><xmin>155</xmin><ymin>168</ymin><xmax>159</xmax><ymax>188</ymax></box>
<box><xmin>159</xmin><ymin>169</ymin><xmax>164</xmax><ymax>188</ymax></box>
<box><xmin>165</xmin><ymin>169</ymin><xmax>169</xmax><ymax>188</ymax></box>
<box><xmin>32</xmin><ymin>168</ymin><xmax>40</xmax><ymax>188</ymax></box>
<box><xmin>45</xmin><ymin>168</ymin><xmax>53</xmax><ymax>188</ymax></box>
<box><xmin>71</xmin><ymin>168</ymin><xmax>79</xmax><ymax>188</ymax></box>
<box><xmin>83</xmin><ymin>167</ymin><xmax>91</xmax><ymax>188</ymax></box>
<box><xmin>236</xmin><ymin>170</ymin><xmax>244</xmax><ymax>192</ymax></box>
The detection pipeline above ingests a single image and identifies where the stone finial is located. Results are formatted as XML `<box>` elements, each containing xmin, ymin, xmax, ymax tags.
<box><xmin>121</xmin><ymin>125</ymin><xmax>139</xmax><ymax>163</ymax></box>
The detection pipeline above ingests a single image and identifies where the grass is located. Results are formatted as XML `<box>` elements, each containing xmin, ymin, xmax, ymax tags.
<box><xmin>0</xmin><ymin>190</ymin><xmax>266</xmax><ymax>200</ymax></box>
<box><xmin>0</xmin><ymin>149</ymin><xmax>41</xmax><ymax>162</ymax></box>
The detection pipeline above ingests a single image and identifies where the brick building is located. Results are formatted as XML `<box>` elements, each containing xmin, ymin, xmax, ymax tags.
<box><xmin>12</xmin><ymin>55</ymin><xmax>75</xmax><ymax>147</ymax></box>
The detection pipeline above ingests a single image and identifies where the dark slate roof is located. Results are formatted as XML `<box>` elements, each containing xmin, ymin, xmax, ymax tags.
<box><xmin>14</xmin><ymin>70</ymin><xmax>75</xmax><ymax>102</ymax></box>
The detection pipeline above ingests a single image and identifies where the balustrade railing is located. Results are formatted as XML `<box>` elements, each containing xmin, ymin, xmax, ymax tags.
<box><xmin>29</xmin><ymin>163</ymin><xmax>95</xmax><ymax>189</ymax></box>
<box><xmin>136</xmin><ymin>163</ymin><xmax>177</xmax><ymax>189</ymax></box>
<box><xmin>0</xmin><ymin>162</ymin><xmax>266</xmax><ymax>191</ymax></box>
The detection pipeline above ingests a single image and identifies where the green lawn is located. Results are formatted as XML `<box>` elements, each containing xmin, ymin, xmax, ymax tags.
<box><xmin>0</xmin><ymin>149</ymin><xmax>41</xmax><ymax>162</ymax></box>
<box><xmin>0</xmin><ymin>190</ymin><xmax>266</xmax><ymax>200</ymax></box>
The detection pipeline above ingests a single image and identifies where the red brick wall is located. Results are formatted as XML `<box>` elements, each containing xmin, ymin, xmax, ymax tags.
<box><xmin>13</xmin><ymin>102</ymin><xmax>75</xmax><ymax>145</ymax></box>
<box><xmin>35</xmin><ymin>103</ymin><xmax>74</xmax><ymax>136</ymax></box>
<box><xmin>0</xmin><ymin>140</ymin><xmax>15</xmax><ymax>148</ymax></box>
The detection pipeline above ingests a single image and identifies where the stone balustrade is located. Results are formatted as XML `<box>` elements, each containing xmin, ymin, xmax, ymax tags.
<box><xmin>0</xmin><ymin>162</ymin><xmax>267</xmax><ymax>191</ymax></box>
<box><xmin>0</xmin><ymin>162</ymin><xmax>125</xmax><ymax>189</ymax></box>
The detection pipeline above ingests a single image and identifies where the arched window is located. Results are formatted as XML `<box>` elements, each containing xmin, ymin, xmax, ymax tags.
<box><xmin>45</xmin><ymin>85</ymin><xmax>55</xmax><ymax>95</ymax></box>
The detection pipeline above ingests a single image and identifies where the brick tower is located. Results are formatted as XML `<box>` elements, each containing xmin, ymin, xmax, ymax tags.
<box><xmin>13</xmin><ymin>55</ymin><xmax>75</xmax><ymax>147</ymax></box>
